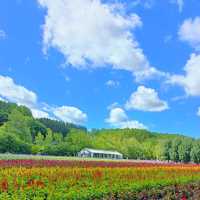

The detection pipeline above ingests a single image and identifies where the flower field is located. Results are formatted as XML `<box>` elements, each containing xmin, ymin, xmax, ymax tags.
<box><xmin>0</xmin><ymin>159</ymin><xmax>200</xmax><ymax>199</ymax></box>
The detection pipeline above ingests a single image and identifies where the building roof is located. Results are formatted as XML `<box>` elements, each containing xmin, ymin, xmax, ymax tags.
<box><xmin>81</xmin><ymin>148</ymin><xmax>123</xmax><ymax>156</ymax></box>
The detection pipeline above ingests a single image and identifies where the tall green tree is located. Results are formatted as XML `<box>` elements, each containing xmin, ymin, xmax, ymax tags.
<box><xmin>53</xmin><ymin>132</ymin><xmax>63</xmax><ymax>144</ymax></box>
<box><xmin>162</xmin><ymin>140</ymin><xmax>172</xmax><ymax>162</ymax></box>
<box><xmin>170</xmin><ymin>139</ymin><xmax>181</xmax><ymax>162</ymax></box>
<box><xmin>29</xmin><ymin>120</ymin><xmax>47</xmax><ymax>141</ymax></box>
<box><xmin>191</xmin><ymin>141</ymin><xmax>200</xmax><ymax>163</ymax></box>
<box><xmin>35</xmin><ymin>132</ymin><xmax>44</xmax><ymax>146</ymax></box>
<box><xmin>17</xmin><ymin>105</ymin><xmax>32</xmax><ymax>117</ymax></box>
<box><xmin>38</xmin><ymin>118</ymin><xmax>87</xmax><ymax>137</ymax></box>
<box><xmin>178</xmin><ymin>139</ymin><xmax>192</xmax><ymax>163</ymax></box>
<box><xmin>65</xmin><ymin>129</ymin><xmax>92</xmax><ymax>155</ymax></box>
<box><xmin>44</xmin><ymin>129</ymin><xmax>53</xmax><ymax>145</ymax></box>
<box><xmin>1</xmin><ymin>109</ymin><xmax>32</xmax><ymax>143</ymax></box>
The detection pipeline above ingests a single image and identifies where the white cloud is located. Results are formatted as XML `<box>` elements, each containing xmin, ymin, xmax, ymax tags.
<box><xmin>0</xmin><ymin>75</ymin><xmax>37</xmax><ymax>107</ymax></box>
<box><xmin>171</xmin><ymin>95</ymin><xmax>187</xmax><ymax>102</ymax></box>
<box><xmin>197</xmin><ymin>107</ymin><xmax>200</xmax><ymax>116</ymax></box>
<box><xmin>131</xmin><ymin>0</ymin><xmax>155</xmax><ymax>9</ymax></box>
<box><xmin>0</xmin><ymin>30</ymin><xmax>6</xmax><ymax>39</ymax></box>
<box><xmin>38</xmin><ymin>0</ymin><xmax>164</xmax><ymax>81</ymax></box>
<box><xmin>0</xmin><ymin>75</ymin><xmax>87</xmax><ymax>124</ymax></box>
<box><xmin>179</xmin><ymin>17</ymin><xmax>200</xmax><ymax>50</ymax></box>
<box><xmin>105</xmin><ymin>80</ymin><xmax>119</xmax><ymax>87</ymax></box>
<box><xmin>119</xmin><ymin>120</ymin><xmax>147</xmax><ymax>129</ymax></box>
<box><xmin>125</xmin><ymin>86</ymin><xmax>169</xmax><ymax>112</ymax></box>
<box><xmin>53</xmin><ymin>106</ymin><xmax>87</xmax><ymax>125</ymax></box>
<box><xmin>31</xmin><ymin>108</ymin><xmax>50</xmax><ymax>119</ymax></box>
<box><xmin>106</xmin><ymin>107</ymin><xmax>147</xmax><ymax>129</ymax></box>
<box><xmin>106</xmin><ymin>107</ymin><xmax>128</xmax><ymax>124</ymax></box>
<box><xmin>107</xmin><ymin>102</ymin><xmax>120</xmax><ymax>110</ymax></box>
<box><xmin>133</xmin><ymin>0</ymin><xmax>184</xmax><ymax>11</ymax></box>
<box><xmin>168</xmin><ymin>54</ymin><xmax>200</xmax><ymax>96</ymax></box>
<box><xmin>143</xmin><ymin>0</ymin><xmax>154</xmax><ymax>9</ymax></box>
<box><xmin>0</xmin><ymin>75</ymin><xmax>51</xmax><ymax>119</ymax></box>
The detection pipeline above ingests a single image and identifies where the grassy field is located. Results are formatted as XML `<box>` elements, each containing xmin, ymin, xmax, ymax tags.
<box><xmin>0</xmin><ymin>153</ymin><xmax>127</xmax><ymax>163</ymax></box>
<box><xmin>0</xmin><ymin>153</ymin><xmax>84</xmax><ymax>161</ymax></box>
<box><xmin>0</xmin><ymin>153</ymin><xmax>169</xmax><ymax>163</ymax></box>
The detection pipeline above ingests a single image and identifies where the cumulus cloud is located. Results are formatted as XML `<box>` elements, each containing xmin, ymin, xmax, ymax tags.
<box><xmin>168</xmin><ymin>54</ymin><xmax>200</xmax><ymax>96</ymax></box>
<box><xmin>53</xmin><ymin>106</ymin><xmax>87</xmax><ymax>125</ymax></box>
<box><xmin>179</xmin><ymin>17</ymin><xmax>200</xmax><ymax>50</ymax></box>
<box><xmin>38</xmin><ymin>0</ymin><xmax>164</xmax><ymax>81</ymax></box>
<box><xmin>0</xmin><ymin>75</ymin><xmax>87</xmax><ymax>124</ymax></box>
<box><xmin>125</xmin><ymin>86</ymin><xmax>169</xmax><ymax>112</ymax></box>
<box><xmin>105</xmin><ymin>80</ymin><xmax>119</xmax><ymax>87</ymax></box>
<box><xmin>106</xmin><ymin>107</ymin><xmax>128</xmax><ymax>124</ymax></box>
<box><xmin>0</xmin><ymin>75</ymin><xmax>37</xmax><ymax>107</ymax></box>
<box><xmin>0</xmin><ymin>75</ymin><xmax>48</xmax><ymax>118</ymax></box>
<box><xmin>106</xmin><ymin>107</ymin><xmax>147</xmax><ymax>129</ymax></box>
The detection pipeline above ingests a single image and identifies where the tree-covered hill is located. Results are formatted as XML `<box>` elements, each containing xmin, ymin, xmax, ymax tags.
<box><xmin>0</xmin><ymin>100</ymin><xmax>199</xmax><ymax>163</ymax></box>
<box><xmin>38</xmin><ymin>118</ymin><xmax>87</xmax><ymax>138</ymax></box>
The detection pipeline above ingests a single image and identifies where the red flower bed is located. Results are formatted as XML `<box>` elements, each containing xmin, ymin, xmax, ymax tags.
<box><xmin>0</xmin><ymin>159</ymin><xmax>200</xmax><ymax>199</ymax></box>
<box><xmin>0</xmin><ymin>159</ymin><xmax>198</xmax><ymax>168</ymax></box>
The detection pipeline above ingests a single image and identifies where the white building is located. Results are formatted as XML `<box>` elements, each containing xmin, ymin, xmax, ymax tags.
<box><xmin>78</xmin><ymin>148</ymin><xmax>123</xmax><ymax>159</ymax></box>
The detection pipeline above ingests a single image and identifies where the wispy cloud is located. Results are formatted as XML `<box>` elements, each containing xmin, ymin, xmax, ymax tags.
<box><xmin>170</xmin><ymin>0</ymin><xmax>184</xmax><ymax>12</ymax></box>
<box><xmin>197</xmin><ymin>107</ymin><xmax>200</xmax><ymax>116</ymax></box>
<box><xmin>105</xmin><ymin>80</ymin><xmax>119</xmax><ymax>87</ymax></box>
<box><xmin>0</xmin><ymin>30</ymin><xmax>6</xmax><ymax>39</ymax></box>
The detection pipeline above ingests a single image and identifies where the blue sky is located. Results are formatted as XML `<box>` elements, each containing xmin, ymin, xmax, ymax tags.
<box><xmin>0</xmin><ymin>0</ymin><xmax>200</xmax><ymax>137</ymax></box>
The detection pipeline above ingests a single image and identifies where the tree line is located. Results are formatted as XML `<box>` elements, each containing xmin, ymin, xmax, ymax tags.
<box><xmin>0</xmin><ymin>100</ymin><xmax>200</xmax><ymax>163</ymax></box>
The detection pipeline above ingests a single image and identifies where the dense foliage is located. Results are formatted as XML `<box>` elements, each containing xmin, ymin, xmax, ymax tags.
<box><xmin>38</xmin><ymin>118</ymin><xmax>87</xmax><ymax>137</ymax></box>
<box><xmin>0</xmin><ymin>160</ymin><xmax>200</xmax><ymax>199</ymax></box>
<box><xmin>0</xmin><ymin>100</ymin><xmax>200</xmax><ymax>163</ymax></box>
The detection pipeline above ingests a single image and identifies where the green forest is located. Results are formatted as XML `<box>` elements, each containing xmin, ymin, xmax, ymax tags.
<box><xmin>0</xmin><ymin>100</ymin><xmax>200</xmax><ymax>163</ymax></box>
